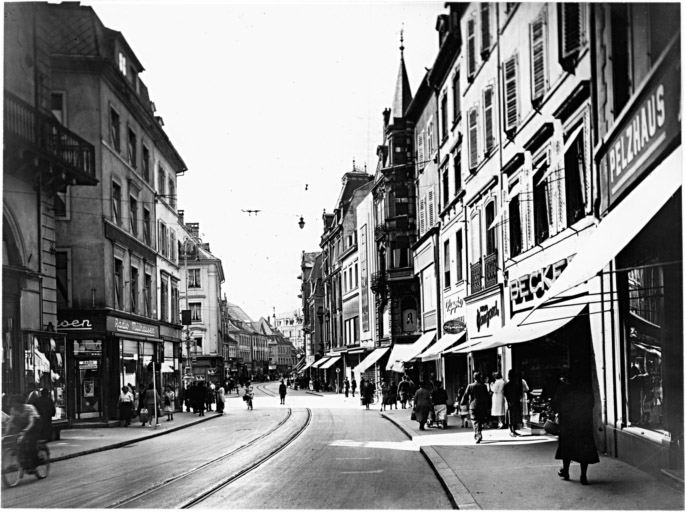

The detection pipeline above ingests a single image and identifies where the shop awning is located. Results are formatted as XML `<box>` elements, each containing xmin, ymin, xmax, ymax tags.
<box><xmin>347</xmin><ymin>348</ymin><xmax>367</xmax><ymax>354</ymax></box>
<box><xmin>320</xmin><ymin>356</ymin><xmax>341</xmax><ymax>369</ymax></box>
<box><xmin>444</xmin><ymin>336</ymin><xmax>492</xmax><ymax>355</ymax></box>
<box><xmin>299</xmin><ymin>360</ymin><xmax>315</xmax><ymax>373</ymax></box>
<box><xmin>355</xmin><ymin>347</ymin><xmax>389</xmax><ymax>375</ymax></box>
<box><xmin>542</xmin><ymin>146</ymin><xmax>682</xmax><ymax>303</ymax></box>
<box><xmin>386</xmin><ymin>330</ymin><xmax>436</xmax><ymax>372</ymax></box>
<box><xmin>293</xmin><ymin>358</ymin><xmax>306</xmax><ymax>372</ymax></box>
<box><xmin>474</xmin><ymin>289</ymin><xmax>591</xmax><ymax>351</ymax></box>
<box><xmin>310</xmin><ymin>357</ymin><xmax>330</xmax><ymax>369</ymax></box>
<box><xmin>417</xmin><ymin>331</ymin><xmax>466</xmax><ymax>361</ymax></box>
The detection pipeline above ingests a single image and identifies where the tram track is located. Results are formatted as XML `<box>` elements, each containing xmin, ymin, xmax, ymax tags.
<box><xmin>110</xmin><ymin>407</ymin><xmax>311</xmax><ymax>509</ymax></box>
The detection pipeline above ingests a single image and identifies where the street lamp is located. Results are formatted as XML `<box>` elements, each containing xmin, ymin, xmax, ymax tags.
<box><xmin>298</xmin><ymin>216</ymin><xmax>305</xmax><ymax>229</ymax></box>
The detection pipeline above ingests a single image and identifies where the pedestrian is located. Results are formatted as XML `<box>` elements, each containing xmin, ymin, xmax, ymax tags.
<box><xmin>362</xmin><ymin>379</ymin><xmax>375</xmax><ymax>410</ymax></box>
<box><xmin>309</xmin><ymin>378</ymin><xmax>314</xmax><ymax>391</ymax></box>
<box><xmin>407</xmin><ymin>376</ymin><xmax>416</xmax><ymax>407</ymax></box>
<box><xmin>380</xmin><ymin>379</ymin><xmax>389</xmax><ymax>411</ymax></box>
<box><xmin>216</xmin><ymin>384</ymin><xmax>225</xmax><ymax>414</ymax></box>
<box><xmin>279</xmin><ymin>380</ymin><xmax>287</xmax><ymax>405</ymax></box>
<box><xmin>196</xmin><ymin>381</ymin><xmax>206</xmax><ymax>417</ymax></box>
<box><xmin>34</xmin><ymin>388</ymin><xmax>56</xmax><ymax>439</ymax></box>
<box><xmin>460</xmin><ymin>372</ymin><xmax>490</xmax><ymax>443</ymax></box>
<box><xmin>343</xmin><ymin>378</ymin><xmax>350</xmax><ymax>398</ymax></box>
<box><xmin>206</xmin><ymin>383</ymin><xmax>215</xmax><ymax>412</ymax></box>
<box><xmin>431</xmin><ymin>381</ymin><xmax>449</xmax><ymax>429</ymax></box>
<box><xmin>142</xmin><ymin>383</ymin><xmax>162</xmax><ymax>427</ymax></box>
<box><xmin>551</xmin><ymin>370</ymin><xmax>599</xmax><ymax>485</ymax></box>
<box><xmin>456</xmin><ymin>384</ymin><xmax>469</xmax><ymax>428</ymax></box>
<box><xmin>521</xmin><ymin>371</ymin><xmax>531</xmax><ymax>420</ymax></box>
<box><xmin>490</xmin><ymin>372</ymin><xmax>506</xmax><ymax>429</ymax></box>
<box><xmin>164</xmin><ymin>385</ymin><xmax>175</xmax><ymax>421</ymax></box>
<box><xmin>244</xmin><ymin>381</ymin><xmax>254</xmax><ymax>410</ymax></box>
<box><xmin>351</xmin><ymin>377</ymin><xmax>357</xmax><ymax>397</ymax></box>
<box><xmin>118</xmin><ymin>385</ymin><xmax>133</xmax><ymax>427</ymax></box>
<box><xmin>412</xmin><ymin>381</ymin><xmax>432</xmax><ymax>431</ymax></box>
<box><xmin>397</xmin><ymin>375</ymin><xmax>410</xmax><ymax>409</ymax></box>
<box><xmin>389</xmin><ymin>380</ymin><xmax>398</xmax><ymax>410</ymax></box>
<box><xmin>503</xmin><ymin>370</ymin><xmax>523</xmax><ymax>437</ymax></box>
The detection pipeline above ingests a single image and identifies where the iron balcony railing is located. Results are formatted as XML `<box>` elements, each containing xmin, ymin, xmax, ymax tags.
<box><xmin>470</xmin><ymin>259</ymin><xmax>483</xmax><ymax>295</ymax></box>
<box><xmin>4</xmin><ymin>91</ymin><xmax>96</xmax><ymax>182</ymax></box>
<box><xmin>484</xmin><ymin>250</ymin><xmax>498</xmax><ymax>289</ymax></box>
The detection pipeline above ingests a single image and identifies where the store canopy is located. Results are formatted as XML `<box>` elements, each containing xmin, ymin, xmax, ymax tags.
<box><xmin>298</xmin><ymin>360</ymin><xmax>315</xmax><ymax>373</ymax></box>
<box><xmin>417</xmin><ymin>331</ymin><xmax>466</xmax><ymax>361</ymax></box>
<box><xmin>347</xmin><ymin>348</ymin><xmax>367</xmax><ymax>355</ymax></box>
<box><xmin>355</xmin><ymin>347</ymin><xmax>389</xmax><ymax>375</ymax></box>
<box><xmin>310</xmin><ymin>357</ymin><xmax>330</xmax><ymax>369</ymax></box>
<box><xmin>320</xmin><ymin>356</ymin><xmax>341</xmax><ymax>369</ymax></box>
<box><xmin>386</xmin><ymin>330</ymin><xmax>436</xmax><ymax>372</ymax></box>
<box><xmin>445</xmin><ymin>336</ymin><xmax>493</xmax><ymax>355</ymax></box>
<box><xmin>541</xmin><ymin>146</ymin><xmax>682</xmax><ymax>303</ymax></box>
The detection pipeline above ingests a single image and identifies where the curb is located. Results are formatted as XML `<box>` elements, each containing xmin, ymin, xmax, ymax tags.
<box><xmin>51</xmin><ymin>414</ymin><xmax>221</xmax><ymax>463</ymax></box>
<box><xmin>381</xmin><ymin>412</ymin><xmax>480</xmax><ymax>510</ymax></box>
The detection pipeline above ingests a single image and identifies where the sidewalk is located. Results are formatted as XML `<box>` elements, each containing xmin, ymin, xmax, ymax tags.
<box><xmin>381</xmin><ymin>408</ymin><xmax>684</xmax><ymax>510</ymax></box>
<box><xmin>48</xmin><ymin>409</ymin><xmax>222</xmax><ymax>462</ymax></box>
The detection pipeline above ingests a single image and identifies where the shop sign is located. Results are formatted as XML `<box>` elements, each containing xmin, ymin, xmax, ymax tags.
<box><xmin>598</xmin><ymin>50</ymin><xmax>681</xmax><ymax>213</ymax></box>
<box><xmin>402</xmin><ymin>309</ymin><xmax>417</xmax><ymax>332</ymax></box>
<box><xmin>443</xmin><ymin>319</ymin><xmax>466</xmax><ymax>334</ymax></box>
<box><xmin>443</xmin><ymin>290</ymin><xmax>466</xmax><ymax>332</ymax></box>
<box><xmin>57</xmin><ymin>319</ymin><xmax>93</xmax><ymax>330</ymax></box>
<box><xmin>475</xmin><ymin>301</ymin><xmax>500</xmax><ymax>332</ymax></box>
<box><xmin>509</xmin><ymin>257</ymin><xmax>571</xmax><ymax>313</ymax></box>
<box><xmin>108</xmin><ymin>317</ymin><xmax>159</xmax><ymax>338</ymax></box>
<box><xmin>467</xmin><ymin>294</ymin><xmax>501</xmax><ymax>336</ymax></box>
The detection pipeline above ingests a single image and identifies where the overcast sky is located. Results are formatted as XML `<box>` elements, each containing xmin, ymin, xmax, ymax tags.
<box><xmin>88</xmin><ymin>0</ymin><xmax>445</xmax><ymax>320</ymax></box>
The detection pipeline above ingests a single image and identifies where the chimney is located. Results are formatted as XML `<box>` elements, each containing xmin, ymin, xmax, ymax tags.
<box><xmin>178</xmin><ymin>209</ymin><xmax>185</xmax><ymax>226</ymax></box>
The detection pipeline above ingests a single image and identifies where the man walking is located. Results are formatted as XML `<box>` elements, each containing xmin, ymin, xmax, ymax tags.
<box><xmin>460</xmin><ymin>372</ymin><xmax>490</xmax><ymax>443</ymax></box>
<box><xmin>279</xmin><ymin>380</ymin><xmax>287</xmax><ymax>405</ymax></box>
<box><xmin>351</xmin><ymin>377</ymin><xmax>357</xmax><ymax>397</ymax></box>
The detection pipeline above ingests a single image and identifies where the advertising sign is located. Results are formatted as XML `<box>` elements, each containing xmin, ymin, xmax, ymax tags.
<box><xmin>466</xmin><ymin>294</ymin><xmax>502</xmax><ymax>338</ymax></box>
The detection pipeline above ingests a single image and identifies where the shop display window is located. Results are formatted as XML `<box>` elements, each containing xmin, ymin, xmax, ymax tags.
<box><xmin>23</xmin><ymin>333</ymin><xmax>67</xmax><ymax>421</ymax></box>
<box><xmin>625</xmin><ymin>263</ymin><xmax>665</xmax><ymax>434</ymax></box>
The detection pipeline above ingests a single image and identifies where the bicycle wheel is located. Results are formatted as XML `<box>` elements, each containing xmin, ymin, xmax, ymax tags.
<box><xmin>34</xmin><ymin>444</ymin><xmax>50</xmax><ymax>479</ymax></box>
<box><xmin>2</xmin><ymin>447</ymin><xmax>22</xmax><ymax>488</ymax></box>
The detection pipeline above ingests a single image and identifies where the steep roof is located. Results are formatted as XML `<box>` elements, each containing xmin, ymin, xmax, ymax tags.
<box><xmin>391</xmin><ymin>52</ymin><xmax>413</xmax><ymax>119</ymax></box>
<box><xmin>225</xmin><ymin>302</ymin><xmax>253</xmax><ymax>323</ymax></box>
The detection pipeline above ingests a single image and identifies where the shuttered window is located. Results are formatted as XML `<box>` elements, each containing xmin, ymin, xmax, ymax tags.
<box><xmin>503</xmin><ymin>56</ymin><xmax>519</xmax><ymax>133</ymax></box>
<box><xmin>483</xmin><ymin>86</ymin><xmax>494</xmax><ymax>153</ymax></box>
<box><xmin>419</xmin><ymin>197</ymin><xmax>426</xmax><ymax>234</ymax></box>
<box><xmin>560</xmin><ymin>3</ymin><xmax>583</xmax><ymax>60</ymax></box>
<box><xmin>428</xmin><ymin>190</ymin><xmax>435</xmax><ymax>227</ymax></box>
<box><xmin>530</xmin><ymin>13</ymin><xmax>548</xmax><ymax>103</ymax></box>
<box><xmin>417</xmin><ymin>130</ymin><xmax>425</xmax><ymax>167</ymax></box>
<box><xmin>467</xmin><ymin>18</ymin><xmax>476</xmax><ymax>79</ymax></box>
<box><xmin>480</xmin><ymin>4</ymin><xmax>491</xmax><ymax>57</ymax></box>
<box><xmin>508</xmin><ymin>194</ymin><xmax>522</xmax><ymax>257</ymax></box>
<box><xmin>468</xmin><ymin>107</ymin><xmax>478</xmax><ymax>169</ymax></box>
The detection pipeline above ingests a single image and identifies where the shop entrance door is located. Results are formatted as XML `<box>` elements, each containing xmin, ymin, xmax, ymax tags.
<box><xmin>77</xmin><ymin>358</ymin><xmax>101</xmax><ymax>419</ymax></box>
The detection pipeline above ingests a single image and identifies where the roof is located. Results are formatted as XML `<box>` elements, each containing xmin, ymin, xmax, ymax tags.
<box><xmin>391</xmin><ymin>53</ymin><xmax>413</xmax><ymax>119</ymax></box>
<box><xmin>225</xmin><ymin>302</ymin><xmax>253</xmax><ymax>323</ymax></box>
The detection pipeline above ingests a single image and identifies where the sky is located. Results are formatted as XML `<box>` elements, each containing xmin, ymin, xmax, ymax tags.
<box><xmin>88</xmin><ymin>0</ymin><xmax>446</xmax><ymax>320</ymax></box>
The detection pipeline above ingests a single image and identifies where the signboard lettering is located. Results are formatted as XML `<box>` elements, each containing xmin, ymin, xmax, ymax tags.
<box><xmin>110</xmin><ymin>318</ymin><xmax>158</xmax><ymax>337</ymax></box>
<box><xmin>57</xmin><ymin>319</ymin><xmax>92</xmax><ymax>330</ymax></box>
<box><xmin>476</xmin><ymin>301</ymin><xmax>500</xmax><ymax>332</ymax></box>
<box><xmin>510</xmin><ymin>257</ymin><xmax>571</xmax><ymax>313</ymax></box>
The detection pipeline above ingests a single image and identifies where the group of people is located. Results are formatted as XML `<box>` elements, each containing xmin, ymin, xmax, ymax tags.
<box><xmin>411</xmin><ymin>380</ymin><xmax>449</xmax><ymax>430</ymax></box>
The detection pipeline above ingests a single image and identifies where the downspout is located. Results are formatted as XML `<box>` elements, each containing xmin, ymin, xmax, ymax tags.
<box><xmin>495</xmin><ymin>3</ymin><xmax>506</xmax><ymax>373</ymax></box>
<box><xmin>610</xmin><ymin>260</ymin><xmax>619</xmax><ymax>458</ymax></box>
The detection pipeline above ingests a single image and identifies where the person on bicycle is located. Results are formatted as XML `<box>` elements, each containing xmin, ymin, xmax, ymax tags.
<box><xmin>244</xmin><ymin>381</ymin><xmax>254</xmax><ymax>410</ymax></box>
<box><xmin>7</xmin><ymin>394</ymin><xmax>40</xmax><ymax>472</ymax></box>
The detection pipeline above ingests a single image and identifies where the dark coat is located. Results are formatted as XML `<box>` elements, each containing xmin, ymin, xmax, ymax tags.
<box><xmin>431</xmin><ymin>388</ymin><xmax>448</xmax><ymax>406</ymax></box>
<box><xmin>33</xmin><ymin>395</ymin><xmax>56</xmax><ymax>440</ymax></box>
<box><xmin>461</xmin><ymin>382</ymin><xmax>489</xmax><ymax>420</ymax></box>
<box><xmin>503</xmin><ymin>380</ymin><xmax>521</xmax><ymax>424</ymax></box>
<box><xmin>551</xmin><ymin>383</ymin><xmax>600</xmax><ymax>464</ymax></box>
<box><xmin>413</xmin><ymin>388</ymin><xmax>432</xmax><ymax>422</ymax></box>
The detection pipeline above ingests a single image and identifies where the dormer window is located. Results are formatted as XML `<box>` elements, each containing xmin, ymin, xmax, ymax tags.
<box><xmin>118</xmin><ymin>53</ymin><xmax>127</xmax><ymax>76</ymax></box>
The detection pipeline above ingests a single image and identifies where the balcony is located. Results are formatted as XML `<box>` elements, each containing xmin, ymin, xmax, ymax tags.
<box><xmin>4</xmin><ymin>91</ymin><xmax>96</xmax><ymax>184</ymax></box>
<box><xmin>470</xmin><ymin>259</ymin><xmax>483</xmax><ymax>295</ymax></box>
<box><xmin>484</xmin><ymin>250</ymin><xmax>498</xmax><ymax>289</ymax></box>
<box><xmin>374</xmin><ymin>224</ymin><xmax>387</xmax><ymax>242</ymax></box>
<box><xmin>370</xmin><ymin>271</ymin><xmax>386</xmax><ymax>294</ymax></box>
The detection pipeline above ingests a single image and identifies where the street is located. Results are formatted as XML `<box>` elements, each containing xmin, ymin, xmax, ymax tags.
<box><xmin>1</xmin><ymin>384</ymin><xmax>452</xmax><ymax>509</ymax></box>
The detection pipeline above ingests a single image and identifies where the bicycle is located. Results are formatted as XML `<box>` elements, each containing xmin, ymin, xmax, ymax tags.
<box><xmin>2</xmin><ymin>433</ymin><xmax>50</xmax><ymax>487</ymax></box>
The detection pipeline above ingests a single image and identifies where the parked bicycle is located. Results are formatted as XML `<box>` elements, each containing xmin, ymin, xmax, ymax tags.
<box><xmin>1</xmin><ymin>433</ymin><xmax>50</xmax><ymax>487</ymax></box>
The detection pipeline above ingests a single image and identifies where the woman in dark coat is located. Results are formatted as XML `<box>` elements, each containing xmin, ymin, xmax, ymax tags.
<box><xmin>362</xmin><ymin>380</ymin><xmax>375</xmax><ymax>410</ymax></box>
<box><xmin>412</xmin><ymin>381</ymin><xmax>432</xmax><ymax>430</ymax></box>
<box><xmin>460</xmin><ymin>372</ymin><xmax>490</xmax><ymax>443</ymax></box>
<box><xmin>503</xmin><ymin>369</ymin><xmax>522</xmax><ymax>437</ymax></box>
<box><xmin>551</xmin><ymin>376</ymin><xmax>599</xmax><ymax>485</ymax></box>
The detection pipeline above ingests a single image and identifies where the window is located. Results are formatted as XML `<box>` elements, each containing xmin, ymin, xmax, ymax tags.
<box><xmin>114</xmin><ymin>258</ymin><xmax>123</xmax><ymax>310</ymax></box>
<box><xmin>467</xmin><ymin>17</ymin><xmax>477</xmax><ymax>79</ymax></box>
<box><xmin>530</xmin><ymin>11</ymin><xmax>549</xmax><ymax>105</ymax></box>
<box><xmin>56</xmin><ymin>251</ymin><xmax>69</xmax><ymax>308</ymax></box>
<box><xmin>188</xmin><ymin>269</ymin><xmax>201</xmax><ymax>288</ymax></box>
<box><xmin>112</xmin><ymin>181</ymin><xmax>122</xmax><ymax>226</ymax></box>
<box><xmin>452</xmin><ymin>72</ymin><xmax>460</xmax><ymax>123</ymax></box>
<box><xmin>610</xmin><ymin>5</ymin><xmax>631</xmax><ymax>115</ymax></box>
<box><xmin>168</xmin><ymin>179</ymin><xmax>175</xmax><ymax>208</ymax></box>
<box><xmin>51</xmin><ymin>92</ymin><xmax>65</xmax><ymax>124</ymax></box>
<box><xmin>503</xmin><ymin>55</ymin><xmax>519</xmax><ymax>133</ymax></box>
<box><xmin>130</xmin><ymin>266</ymin><xmax>139</xmax><ymax>314</ymax></box>
<box><xmin>158</xmin><ymin>221</ymin><xmax>168</xmax><ymax>257</ymax></box>
<box><xmin>110</xmin><ymin>107</ymin><xmax>120</xmax><ymax>151</ymax></box>
<box><xmin>171</xmin><ymin>280</ymin><xmax>179</xmax><ymax>322</ymax></box>
<box><xmin>127</xmin><ymin>127</ymin><xmax>137</xmax><ymax>168</ymax></box>
<box><xmin>54</xmin><ymin>187</ymin><xmax>68</xmax><ymax>218</ymax></box>
<box><xmin>419</xmin><ymin>197</ymin><xmax>426</xmax><ymax>234</ymax></box>
<box><xmin>144</xmin><ymin>273</ymin><xmax>152</xmax><ymax>317</ymax></box>
<box><xmin>142</xmin><ymin>145</ymin><xmax>150</xmax><ymax>182</ymax></box>
<box><xmin>143</xmin><ymin>208</ymin><xmax>151</xmax><ymax>245</ymax></box>
<box><xmin>481</xmin><ymin>3</ymin><xmax>491</xmax><ymax>58</ymax></box>
<box><xmin>441</xmin><ymin>94</ymin><xmax>448</xmax><ymax>142</ymax></box>
<box><xmin>160</xmin><ymin>278</ymin><xmax>168</xmax><ymax>322</ymax></box>
<box><xmin>468</xmin><ymin>106</ymin><xmax>479</xmax><ymax>169</ymax></box>
<box><xmin>533</xmin><ymin>154</ymin><xmax>551</xmax><ymax>245</ymax></box>
<box><xmin>509</xmin><ymin>193</ymin><xmax>523</xmax><ymax>257</ymax></box>
<box><xmin>158</xmin><ymin>166</ymin><xmax>166</xmax><ymax>196</ymax></box>
<box><xmin>564</xmin><ymin>127</ymin><xmax>587</xmax><ymax>226</ymax></box>
<box><xmin>444</xmin><ymin>240</ymin><xmax>451</xmax><ymax>288</ymax></box>
<box><xmin>483</xmin><ymin>86</ymin><xmax>495</xmax><ymax>154</ymax></box>
<box><xmin>129</xmin><ymin>195</ymin><xmax>138</xmax><ymax>235</ymax></box>
<box><xmin>559</xmin><ymin>3</ymin><xmax>585</xmax><ymax>71</ymax></box>
<box><xmin>453</xmin><ymin>150</ymin><xmax>462</xmax><ymax>193</ymax></box>
<box><xmin>118</xmin><ymin>52</ymin><xmax>127</xmax><ymax>75</ymax></box>
<box><xmin>190</xmin><ymin>303</ymin><xmax>202</xmax><ymax>322</ymax></box>
<box><xmin>485</xmin><ymin>201</ymin><xmax>497</xmax><ymax>254</ymax></box>
<box><xmin>428</xmin><ymin>190</ymin><xmax>435</xmax><ymax>227</ymax></box>
<box><xmin>427</xmin><ymin>121</ymin><xmax>435</xmax><ymax>159</ymax></box>
<box><xmin>456</xmin><ymin>230</ymin><xmax>464</xmax><ymax>282</ymax></box>
<box><xmin>442</xmin><ymin>167</ymin><xmax>450</xmax><ymax>207</ymax></box>
<box><xmin>354</xmin><ymin>263</ymin><xmax>358</xmax><ymax>287</ymax></box>
<box><xmin>417</xmin><ymin>130</ymin><xmax>425</xmax><ymax>167</ymax></box>
<box><xmin>170</xmin><ymin>231</ymin><xmax>177</xmax><ymax>263</ymax></box>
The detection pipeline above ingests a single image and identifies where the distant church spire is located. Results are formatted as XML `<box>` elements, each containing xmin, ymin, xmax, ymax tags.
<box><xmin>391</xmin><ymin>25</ymin><xmax>412</xmax><ymax>120</ymax></box>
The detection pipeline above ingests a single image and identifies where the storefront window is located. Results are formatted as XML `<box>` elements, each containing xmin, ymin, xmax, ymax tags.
<box><xmin>23</xmin><ymin>333</ymin><xmax>67</xmax><ymax>420</ymax></box>
<box><xmin>626</xmin><ymin>262</ymin><xmax>665</xmax><ymax>433</ymax></box>
<box><xmin>121</xmin><ymin>339</ymin><xmax>139</xmax><ymax>391</ymax></box>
